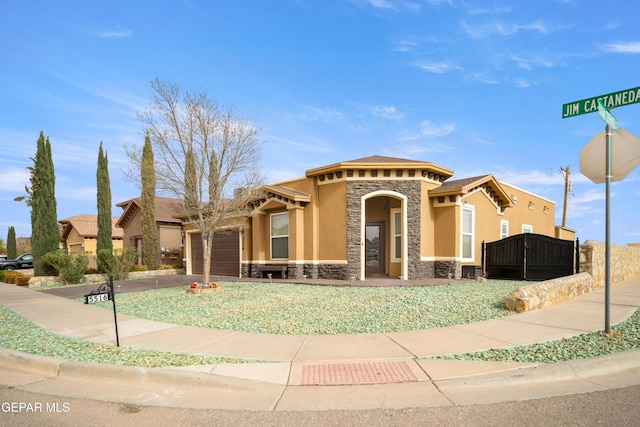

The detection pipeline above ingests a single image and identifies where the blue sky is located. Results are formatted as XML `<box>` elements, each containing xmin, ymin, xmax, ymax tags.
<box><xmin>2</xmin><ymin>0</ymin><xmax>640</xmax><ymax>246</ymax></box>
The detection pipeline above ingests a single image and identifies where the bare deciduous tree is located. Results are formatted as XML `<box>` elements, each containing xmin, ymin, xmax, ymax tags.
<box><xmin>125</xmin><ymin>79</ymin><xmax>262</xmax><ymax>285</ymax></box>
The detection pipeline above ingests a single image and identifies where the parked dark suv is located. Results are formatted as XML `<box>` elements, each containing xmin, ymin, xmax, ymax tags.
<box><xmin>0</xmin><ymin>253</ymin><xmax>33</xmax><ymax>270</ymax></box>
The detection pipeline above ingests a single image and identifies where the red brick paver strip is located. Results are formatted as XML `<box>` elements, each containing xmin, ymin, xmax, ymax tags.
<box><xmin>301</xmin><ymin>361</ymin><xmax>418</xmax><ymax>385</ymax></box>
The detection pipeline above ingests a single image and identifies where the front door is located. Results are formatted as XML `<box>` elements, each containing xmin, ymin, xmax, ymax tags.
<box><xmin>365</xmin><ymin>221</ymin><xmax>385</xmax><ymax>275</ymax></box>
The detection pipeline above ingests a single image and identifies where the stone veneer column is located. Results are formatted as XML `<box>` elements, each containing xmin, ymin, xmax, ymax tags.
<box><xmin>346</xmin><ymin>180</ymin><xmax>430</xmax><ymax>280</ymax></box>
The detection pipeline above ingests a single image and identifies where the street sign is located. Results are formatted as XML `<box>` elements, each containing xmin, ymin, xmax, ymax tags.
<box><xmin>597</xmin><ymin>100</ymin><xmax>618</xmax><ymax>129</ymax></box>
<box><xmin>562</xmin><ymin>86</ymin><xmax>640</xmax><ymax>118</ymax></box>
<box><xmin>580</xmin><ymin>128</ymin><xmax>640</xmax><ymax>184</ymax></box>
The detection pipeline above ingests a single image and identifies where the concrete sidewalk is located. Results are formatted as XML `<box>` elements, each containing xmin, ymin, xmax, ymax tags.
<box><xmin>1</xmin><ymin>277</ymin><xmax>639</xmax><ymax>410</ymax></box>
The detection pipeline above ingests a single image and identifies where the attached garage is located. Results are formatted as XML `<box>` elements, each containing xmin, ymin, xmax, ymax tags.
<box><xmin>190</xmin><ymin>231</ymin><xmax>240</xmax><ymax>277</ymax></box>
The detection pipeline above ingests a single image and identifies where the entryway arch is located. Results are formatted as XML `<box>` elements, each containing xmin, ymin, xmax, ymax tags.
<box><xmin>360</xmin><ymin>190</ymin><xmax>408</xmax><ymax>281</ymax></box>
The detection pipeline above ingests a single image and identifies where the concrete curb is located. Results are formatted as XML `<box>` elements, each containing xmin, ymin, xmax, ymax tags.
<box><xmin>434</xmin><ymin>348</ymin><xmax>640</xmax><ymax>388</ymax></box>
<box><xmin>2</xmin><ymin>346</ymin><xmax>640</xmax><ymax>411</ymax></box>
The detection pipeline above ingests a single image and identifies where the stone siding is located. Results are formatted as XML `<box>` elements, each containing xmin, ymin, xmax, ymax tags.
<box><xmin>346</xmin><ymin>180</ymin><xmax>428</xmax><ymax>280</ymax></box>
<box><xmin>580</xmin><ymin>240</ymin><xmax>640</xmax><ymax>287</ymax></box>
<box><xmin>435</xmin><ymin>261</ymin><xmax>460</xmax><ymax>279</ymax></box>
<box><xmin>506</xmin><ymin>241</ymin><xmax>640</xmax><ymax>312</ymax></box>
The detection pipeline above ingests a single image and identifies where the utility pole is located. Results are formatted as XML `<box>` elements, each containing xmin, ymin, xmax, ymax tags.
<box><xmin>559</xmin><ymin>166</ymin><xmax>570</xmax><ymax>228</ymax></box>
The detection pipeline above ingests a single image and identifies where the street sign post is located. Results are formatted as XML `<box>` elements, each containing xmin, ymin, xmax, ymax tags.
<box><xmin>562</xmin><ymin>86</ymin><xmax>640</xmax><ymax>118</ymax></box>
<box><xmin>597</xmin><ymin>100</ymin><xmax>618</xmax><ymax>129</ymax></box>
<box><xmin>563</xmin><ymin>85</ymin><xmax>640</xmax><ymax>334</ymax></box>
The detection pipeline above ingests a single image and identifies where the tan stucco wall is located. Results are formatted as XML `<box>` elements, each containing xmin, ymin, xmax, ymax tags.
<box><xmin>121</xmin><ymin>208</ymin><xmax>143</xmax><ymax>250</ymax></box>
<box><xmin>555</xmin><ymin>226</ymin><xmax>576</xmax><ymax>241</ymax></box>
<box><xmin>464</xmin><ymin>191</ymin><xmax>505</xmax><ymax>264</ymax></box>
<box><xmin>433</xmin><ymin>205</ymin><xmax>457</xmax><ymax>257</ymax></box>
<box><xmin>420</xmin><ymin>181</ymin><xmax>436</xmax><ymax>258</ymax></box>
<box><xmin>317</xmin><ymin>182</ymin><xmax>347</xmax><ymax>260</ymax></box>
<box><xmin>65</xmin><ymin>229</ymin><xmax>86</xmax><ymax>252</ymax></box>
<box><xmin>500</xmin><ymin>183</ymin><xmax>556</xmax><ymax>237</ymax></box>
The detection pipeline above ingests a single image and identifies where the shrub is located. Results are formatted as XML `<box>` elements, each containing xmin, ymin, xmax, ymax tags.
<box><xmin>158</xmin><ymin>264</ymin><xmax>175</xmax><ymax>270</ymax></box>
<box><xmin>14</xmin><ymin>273</ymin><xmax>30</xmax><ymax>286</ymax></box>
<box><xmin>97</xmin><ymin>248</ymin><xmax>138</xmax><ymax>280</ymax></box>
<box><xmin>130</xmin><ymin>264</ymin><xmax>148</xmax><ymax>272</ymax></box>
<box><xmin>4</xmin><ymin>271</ymin><xmax>18</xmax><ymax>284</ymax></box>
<box><xmin>0</xmin><ymin>270</ymin><xmax>5</xmax><ymax>282</ymax></box>
<box><xmin>42</xmin><ymin>250</ymin><xmax>90</xmax><ymax>285</ymax></box>
<box><xmin>85</xmin><ymin>268</ymin><xmax>98</xmax><ymax>274</ymax></box>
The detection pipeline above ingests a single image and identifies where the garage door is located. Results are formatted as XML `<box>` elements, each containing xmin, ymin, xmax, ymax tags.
<box><xmin>190</xmin><ymin>231</ymin><xmax>240</xmax><ymax>277</ymax></box>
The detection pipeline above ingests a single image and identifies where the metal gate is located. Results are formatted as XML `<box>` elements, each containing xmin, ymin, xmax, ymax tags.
<box><xmin>482</xmin><ymin>234</ymin><xmax>579</xmax><ymax>280</ymax></box>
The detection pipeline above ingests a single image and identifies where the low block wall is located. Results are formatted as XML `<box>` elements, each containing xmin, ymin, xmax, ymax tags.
<box><xmin>506</xmin><ymin>240</ymin><xmax>640</xmax><ymax>312</ymax></box>
<box><xmin>28</xmin><ymin>268</ymin><xmax>184</xmax><ymax>287</ymax></box>
<box><xmin>505</xmin><ymin>272</ymin><xmax>594</xmax><ymax>312</ymax></box>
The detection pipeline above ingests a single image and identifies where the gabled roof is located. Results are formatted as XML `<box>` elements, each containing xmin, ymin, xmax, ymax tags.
<box><xmin>116</xmin><ymin>197</ymin><xmax>184</xmax><ymax>228</ymax></box>
<box><xmin>430</xmin><ymin>174</ymin><xmax>514</xmax><ymax>208</ymax></box>
<box><xmin>59</xmin><ymin>215</ymin><xmax>124</xmax><ymax>239</ymax></box>
<box><xmin>263</xmin><ymin>185</ymin><xmax>311</xmax><ymax>203</ymax></box>
<box><xmin>305</xmin><ymin>155</ymin><xmax>454</xmax><ymax>179</ymax></box>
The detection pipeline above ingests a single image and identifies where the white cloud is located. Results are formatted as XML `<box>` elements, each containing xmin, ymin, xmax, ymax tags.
<box><xmin>398</xmin><ymin>120</ymin><xmax>455</xmax><ymax>143</ymax></box>
<box><xmin>470</xmin><ymin>72</ymin><xmax>499</xmax><ymax>84</ymax></box>
<box><xmin>389</xmin><ymin>144</ymin><xmax>455</xmax><ymax>157</ymax></box>
<box><xmin>510</xmin><ymin>54</ymin><xmax>558</xmax><ymax>70</ymax></box>
<box><xmin>599</xmin><ymin>42</ymin><xmax>640</xmax><ymax>54</ymax></box>
<box><xmin>292</xmin><ymin>106</ymin><xmax>344</xmax><ymax>123</ymax></box>
<box><xmin>370</xmin><ymin>105</ymin><xmax>405</xmax><ymax>120</ymax></box>
<box><xmin>414</xmin><ymin>61</ymin><xmax>463</xmax><ymax>74</ymax></box>
<box><xmin>392</xmin><ymin>39</ymin><xmax>417</xmax><ymax>52</ymax></box>
<box><xmin>463</xmin><ymin>4</ymin><xmax>511</xmax><ymax>15</ymax></box>
<box><xmin>398</xmin><ymin>120</ymin><xmax>455</xmax><ymax>141</ymax></box>
<box><xmin>462</xmin><ymin>19</ymin><xmax>567</xmax><ymax>38</ymax></box>
<box><xmin>601</xmin><ymin>22</ymin><xmax>620</xmax><ymax>31</ymax></box>
<box><xmin>99</xmin><ymin>28</ymin><xmax>133</xmax><ymax>38</ymax></box>
<box><xmin>91</xmin><ymin>22</ymin><xmax>133</xmax><ymax>39</ymax></box>
<box><xmin>363</xmin><ymin>0</ymin><xmax>421</xmax><ymax>11</ymax></box>
<box><xmin>420</xmin><ymin>120</ymin><xmax>455</xmax><ymax>138</ymax></box>
<box><xmin>0</xmin><ymin>167</ymin><xmax>30</xmax><ymax>193</ymax></box>
<box><xmin>513</xmin><ymin>78</ymin><xmax>531</xmax><ymax>88</ymax></box>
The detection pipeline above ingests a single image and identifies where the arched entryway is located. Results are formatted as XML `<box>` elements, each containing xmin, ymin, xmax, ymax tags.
<box><xmin>360</xmin><ymin>191</ymin><xmax>407</xmax><ymax>281</ymax></box>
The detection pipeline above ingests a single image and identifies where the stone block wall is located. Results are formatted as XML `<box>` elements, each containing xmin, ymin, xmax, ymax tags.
<box><xmin>505</xmin><ymin>272</ymin><xmax>594</xmax><ymax>312</ymax></box>
<box><xmin>505</xmin><ymin>240</ymin><xmax>640</xmax><ymax>312</ymax></box>
<box><xmin>28</xmin><ymin>268</ymin><xmax>184</xmax><ymax>287</ymax></box>
<box><xmin>579</xmin><ymin>240</ymin><xmax>640</xmax><ymax>288</ymax></box>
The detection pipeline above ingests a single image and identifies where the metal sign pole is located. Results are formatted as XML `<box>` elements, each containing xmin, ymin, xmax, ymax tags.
<box><xmin>108</xmin><ymin>276</ymin><xmax>120</xmax><ymax>347</ymax></box>
<box><xmin>604</xmin><ymin>126</ymin><xmax>612</xmax><ymax>333</ymax></box>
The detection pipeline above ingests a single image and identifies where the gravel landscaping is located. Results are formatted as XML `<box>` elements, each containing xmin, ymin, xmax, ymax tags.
<box><xmin>1</xmin><ymin>279</ymin><xmax>638</xmax><ymax>367</ymax></box>
<box><xmin>90</xmin><ymin>280</ymin><xmax>525</xmax><ymax>335</ymax></box>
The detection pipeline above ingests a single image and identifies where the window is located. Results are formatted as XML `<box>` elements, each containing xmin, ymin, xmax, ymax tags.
<box><xmin>461</xmin><ymin>206</ymin><xmax>474</xmax><ymax>260</ymax></box>
<box><xmin>391</xmin><ymin>209</ymin><xmax>401</xmax><ymax>260</ymax></box>
<box><xmin>522</xmin><ymin>224</ymin><xmax>533</xmax><ymax>234</ymax></box>
<box><xmin>500</xmin><ymin>220</ymin><xmax>509</xmax><ymax>239</ymax></box>
<box><xmin>270</xmin><ymin>212</ymin><xmax>288</xmax><ymax>259</ymax></box>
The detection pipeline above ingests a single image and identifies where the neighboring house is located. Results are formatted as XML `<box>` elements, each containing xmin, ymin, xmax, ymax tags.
<box><xmin>182</xmin><ymin>155</ymin><xmax>569</xmax><ymax>281</ymax></box>
<box><xmin>116</xmin><ymin>197</ymin><xmax>184</xmax><ymax>266</ymax></box>
<box><xmin>59</xmin><ymin>215</ymin><xmax>124</xmax><ymax>269</ymax></box>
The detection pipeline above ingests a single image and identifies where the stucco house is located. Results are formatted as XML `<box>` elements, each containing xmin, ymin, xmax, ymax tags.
<box><xmin>116</xmin><ymin>197</ymin><xmax>185</xmax><ymax>266</ymax></box>
<box><xmin>59</xmin><ymin>215</ymin><xmax>124</xmax><ymax>269</ymax></box>
<box><xmin>183</xmin><ymin>155</ymin><xmax>566</xmax><ymax>281</ymax></box>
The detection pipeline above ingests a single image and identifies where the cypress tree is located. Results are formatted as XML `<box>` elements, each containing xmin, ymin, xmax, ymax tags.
<box><xmin>7</xmin><ymin>226</ymin><xmax>17</xmax><ymax>259</ymax></box>
<box><xmin>96</xmin><ymin>142</ymin><xmax>113</xmax><ymax>269</ymax></box>
<box><xmin>29</xmin><ymin>132</ymin><xmax>59</xmax><ymax>275</ymax></box>
<box><xmin>141</xmin><ymin>135</ymin><xmax>159</xmax><ymax>269</ymax></box>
